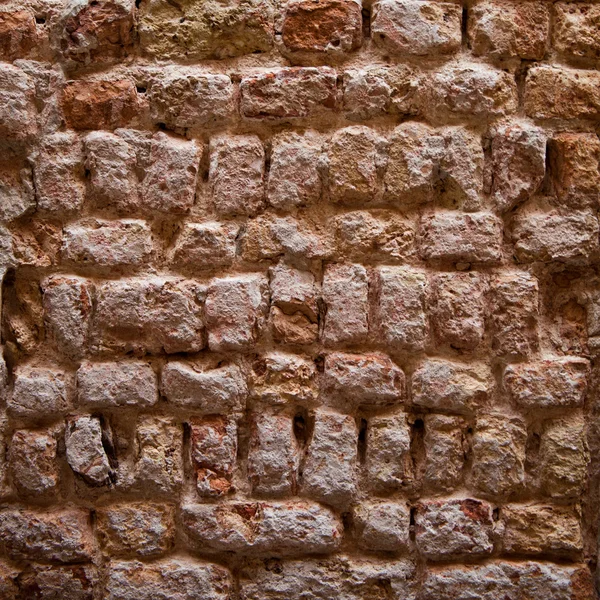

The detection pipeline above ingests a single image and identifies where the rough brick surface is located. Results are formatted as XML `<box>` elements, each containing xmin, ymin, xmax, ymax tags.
<box><xmin>1</xmin><ymin>1</ymin><xmax>599</xmax><ymax>597</ymax></box>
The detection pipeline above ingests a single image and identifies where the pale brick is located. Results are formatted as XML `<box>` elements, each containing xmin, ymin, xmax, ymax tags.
<box><xmin>354</xmin><ymin>501</ymin><xmax>410</xmax><ymax>552</ymax></box>
<box><xmin>267</xmin><ymin>131</ymin><xmax>322</xmax><ymax>210</ymax></box>
<box><xmin>501</xmin><ymin>504</ymin><xmax>582</xmax><ymax>558</ymax></box>
<box><xmin>419</xmin><ymin>211</ymin><xmax>503</xmax><ymax>264</ymax></box>
<box><xmin>9</xmin><ymin>366</ymin><xmax>67</xmax><ymax>421</ymax></box>
<box><xmin>513</xmin><ymin>209</ymin><xmax>599</xmax><ymax>264</ymax></box>
<box><xmin>0</xmin><ymin>63</ymin><xmax>37</xmax><ymax>146</ymax></box>
<box><xmin>205</xmin><ymin>274</ymin><xmax>268</xmax><ymax>352</ymax></box>
<box><xmin>0</xmin><ymin>508</ymin><xmax>93</xmax><ymax>562</ymax></box>
<box><xmin>322</xmin><ymin>263</ymin><xmax>369</xmax><ymax>346</ymax></box>
<box><xmin>322</xmin><ymin>351</ymin><xmax>405</xmax><ymax>411</ymax></box>
<box><xmin>372</xmin><ymin>0</ymin><xmax>461</xmax><ymax>56</ymax></box>
<box><xmin>18</xmin><ymin>565</ymin><xmax>97</xmax><ymax>600</ymax></box>
<box><xmin>161</xmin><ymin>361</ymin><xmax>247</xmax><ymax>413</ymax></box>
<box><xmin>470</xmin><ymin>414</ymin><xmax>526</xmax><ymax>498</ymax></box>
<box><xmin>131</xmin><ymin>416</ymin><xmax>183</xmax><ymax>495</ymax></box>
<box><xmin>106</xmin><ymin>559</ymin><xmax>231</xmax><ymax>600</ymax></box>
<box><xmin>469</xmin><ymin>1</ymin><xmax>549</xmax><ymax>60</ymax></box>
<box><xmin>423</xmin><ymin>415</ymin><xmax>466</xmax><ymax>493</ymax></box>
<box><xmin>504</xmin><ymin>357</ymin><xmax>589</xmax><ymax>410</ymax></box>
<box><xmin>301</xmin><ymin>410</ymin><xmax>357</xmax><ymax>508</ymax></box>
<box><xmin>539</xmin><ymin>415</ymin><xmax>588</xmax><ymax>499</ymax></box>
<box><xmin>209</xmin><ymin>134</ymin><xmax>265</xmax><ymax>217</ymax></box>
<box><xmin>549</xmin><ymin>133</ymin><xmax>600</xmax><ymax>209</ymax></box>
<box><xmin>181</xmin><ymin>500</ymin><xmax>342</xmax><ymax>556</ymax></box>
<box><xmin>240</xmin><ymin>67</ymin><xmax>339</xmax><ymax>120</ymax></box>
<box><xmin>62</xmin><ymin>219</ymin><xmax>152</xmax><ymax>266</ymax></box>
<box><xmin>10</xmin><ymin>427</ymin><xmax>59</xmax><ymax>498</ymax></box>
<box><xmin>412</xmin><ymin>359</ymin><xmax>493</xmax><ymax>414</ymax></box>
<box><xmin>430</xmin><ymin>271</ymin><xmax>487</xmax><ymax>351</ymax></box>
<box><xmin>327</xmin><ymin>126</ymin><xmax>382</xmax><ymax>204</ymax></box>
<box><xmin>490</xmin><ymin>121</ymin><xmax>546</xmax><ymax>213</ymax></box>
<box><xmin>148</xmin><ymin>70</ymin><xmax>236</xmax><ymax>129</ymax></box>
<box><xmin>554</xmin><ymin>3</ymin><xmax>600</xmax><ymax>60</ymax></box>
<box><xmin>365</xmin><ymin>412</ymin><xmax>412</xmax><ymax>493</ymax></box>
<box><xmin>415</xmin><ymin>498</ymin><xmax>494</xmax><ymax>561</ymax></box>
<box><xmin>371</xmin><ymin>266</ymin><xmax>429</xmax><ymax>352</ymax></box>
<box><xmin>0</xmin><ymin>160</ymin><xmax>35</xmax><ymax>222</ymax></box>
<box><xmin>248</xmin><ymin>412</ymin><xmax>299</xmax><ymax>497</ymax></box>
<box><xmin>525</xmin><ymin>66</ymin><xmax>600</xmax><ymax>120</ymax></box>
<box><xmin>96</xmin><ymin>503</ymin><xmax>175</xmax><ymax>558</ymax></box>
<box><xmin>141</xmin><ymin>133</ymin><xmax>201</xmax><ymax>214</ymax></box>
<box><xmin>491</xmin><ymin>271</ymin><xmax>539</xmax><ymax>359</ymax></box>
<box><xmin>170</xmin><ymin>222</ymin><xmax>238</xmax><ymax>270</ymax></box>
<box><xmin>191</xmin><ymin>415</ymin><xmax>237</xmax><ymax>497</ymax></box>
<box><xmin>42</xmin><ymin>275</ymin><xmax>93</xmax><ymax>360</ymax></box>
<box><xmin>34</xmin><ymin>132</ymin><xmax>85</xmax><ymax>213</ymax></box>
<box><xmin>77</xmin><ymin>360</ymin><xmax>158</xmax><ymax>408</ymax></box>
<box><xmin>92</xmin><ymin>277</ymin><xmax>205</xmax><ymax>355</ymax></box>
<box><xmin>65</xmin><ymin>415</ymin><xmax>114</xmax><ymax>486</ymax></box>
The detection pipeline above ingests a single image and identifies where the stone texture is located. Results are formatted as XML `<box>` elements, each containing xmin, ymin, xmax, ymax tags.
<box><xmin>17</xmin><ymin>565</ymin><xmax>97</xmax><ymax>600</ymax></box>
<box><xmin>354</xmin><ymin>501</ymin><xmax>410</xmax><ymax>552</ymax></box>
<box><xmin>0</xmin><ymin>10</ymin><xmax>37</xmax><ymax>60</ymax></box>
<box><xmin>554</xmin><ymin>3</ymin><xmax>600</xmax><ymax>60</ymax></box>
<box><xmin>170</xmin><ymin>222</ymin><xmax>238</xmax><ymax>270</ymax></box>
<box><xmin>0</xmin><ymin>160</ymin><xmax>35</xmax><ymax>222</ymax></box>
<box><xmin>0</xmin><ymin>63</ymin><xmax>37</xmax><ymax>146</ymax></box>
<box><xmin>10</xmin><ymin>366</ymin><xmax>67</xmax><ymax>421</ymax></box>
<box><xmin>423</xmin><ymin>414</ymin><xmax>465</xmax><ymax>492</ymax></box>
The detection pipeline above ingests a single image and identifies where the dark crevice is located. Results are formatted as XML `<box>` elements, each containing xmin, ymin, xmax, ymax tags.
<box><xmin>357</xmin><ymin>417</ymin><xmax>368</xmax><ymax>464</ymax></box>
<box><xmin>409</xmin><ymin>417</ymin><xmax>426</xmax><ymax>483</ymax></box>
<box><xmin>361</xmin><ymin>7</ymin><xmax>371</xmax><ymax>38</ymax></box>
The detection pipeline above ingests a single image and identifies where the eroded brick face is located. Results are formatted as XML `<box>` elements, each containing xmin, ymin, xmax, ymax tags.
<box><xmin>0</xmin><ymin>0</ymin><xmax>598</xmax><ymax>598</ymax></box>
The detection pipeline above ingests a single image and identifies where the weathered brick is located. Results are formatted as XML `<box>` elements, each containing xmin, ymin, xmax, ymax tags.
<box><xmin>170</xmin><ymin>222</ymin><xmax>238</xmax><ymax>270</ymax></box>
<box><xmin>0</xmin><ymin>160</ymin><xmax>35</xmax><ymax>222</ymax></box>
<box><xmin>371</xmin><ymin>266</ymin><xmax>429</xmax><ymax>352</ymax></box>
<box><xmin>525</xmin><ymin>66</ymin><xmax>600</xmax><ymax>120</ymax></box>
<box><xmin>62</xmin><ymin>219</ymin><xmax>153</xmax><ymax>266</ymax></box>
<box><xmin>365</xmin><ymin>412</ymin><xmax>412</xmax><ymax>493</ymax></box>
<box><xmin>92</xmin><ymin>277</ymin><xmax>205</xmax><ymax>355</ymax></box>
<box><xmin>490</xmin><ymin>121</ymin><xmax>546</xmax><ymax>213</ymax></box>
<box><xmin>327</xmin><ymin>126</ymin><xmax>383</xmax><ymax>205</ymax></box>
<box><xmin>131</xmin><ymin>416</ymin><xmax>183</xmax><ymax>495</ymax></box>
<box><xmin>240</xmin><ymin>67</ymin><xmax>338</xmax><ymax>120</ymax></box>
<box><xmin>141</xmin><ymin>133</ymin><xmax>201</xmax><ymax>214</ymax></box>
<box><xmin>513</xmin><ymin>209</ymin><xmax>599</xmax><ymax>264</ymax></box>
<box><xmin>34</xmin><ymin>132</ymin><xmax>86</xmax><ymax>213</ymax></box>
<box><xmin>415</xmin><ymin>498</ymin><xmax>494</xmax><ymax>561</ymax></box>
<box><xmin>42</xmin><ymin>275</ymin><xmax>93</xmax><ymax>360</ymax></box>
<box><xmin>65</xmin><ymin>415</ymin><xmax>114</xmax><ymax>486</ymax></box>
<box><xmin>209</xmin><ymin>134</ymin><xmax>265</xmax><ymax>217</ymax></box>
<box><xmin>301</xmin><ymin>410</ymin><xmax>357</xmax><ymax>508</ymax></box>
<box><xmin>281</xmin><ymin>0</ymin><xmax>362</xmax><ymax>55</ymax></box>
<box><xmin>0</xmin><ymin>560</ymin><xmax>17</xmax><ymax>599</ymax></box>
<box><xmin>148</xmin><ymin>70</ymin><xmax>235</xmax><ymax>129</ymax></box>
<box><xmin>78</xmin><ymin>360</ymin><xmax>158</xmax><ymax>408</ymax></box>
<box><xmin>554</xmin><ymin>3</ymin><xmax>600</xmax><ymax>60</ymax></box>
<box><xmin>96</xmin><ymin>503</ymin><xmax>175</xmax><ymax>558</ymax></box>
<box><xmin>191</xmin><ymin>415</ymin><xmax>237</xmax><ymax>497</ymax></box>
<box><xmin>501</xmin><ymin>504</ymin><xmax>582</xmax><ymax>558</ymax></box>
<box><xmin>248</xmin><ymin>412</ymin><xmax>299</xmax><ymax>497</ymax></box>
<box><xmin>468</xmin><ymin>1</ymin><xmax>549</xmax><ymax>60</ymax></box>
<box><xmin>62</xmin><ymin>79</ymin><xmax>138</xmax><ymax>130</ymax></box>
<box><xmin>322</xmin><ymin>351</ymin><xmax>405</xmax><ymax>411</ymax></box>
<box><xmin>430</xmin><ymin>271</ymin><xmax>487</xmax><ymax>351</ymax></box>
<box><xmin>57</xmin><ymin>0</ymin><xmax>135</xmax><ymax>66</ymax></box>
<box><xmin>10</xmin><ymin>427</ymin><xmax>59</xmax><ymax>498</ymax></box>
<box><xmin>0</xmin><ymin>9</ymin><xmax>37</xmax><ymax>60</ymax></box>
<box><xmin>106</xmin><ymin>558</ymin><xmax>231</xmax><ymax>600</ymax></box>
<box><xmin>372</xmin><ymin>0</ymin><xmax>461</xmax><ymax>56</ymax></box>
<box><xmin>10</xmin><ymin>366</ymin><xmax>68</xmax><ymax>421</ymax></box>
<box><xmin>18</xmin><ymin>565</ymin><xmax>97</xmax><ymax>600</ymax></box>
<box><xmin>470</xmin><ymin>414</ymin><xmax>526</xmax><ymax>497</ymax></box>
<box><xmin>267</xmin><ymin>131</ymin><xmax>322</xmax><ymax>210</ymax></box>
<box><xmin>161</xmin><ymin>361</ymin><xmax>247</xmax><ymax>413</ymax></box>
<box><xmin>322</xmin><ymin>263</ymin><xmax>368</xmax><ymax>346</ymax></box>
<box><xmin>539</xmin><ymin>415</ymin><xmax>588</xmax><ymax>499</ymax></box>
<box><xmin>0</xmin><ymin>508</ymin><xmax>93</xmax><ymax>562</ymax></box>
<box><xmin>0</xmin><ymin>63</ymin><xmax>37</xmax><ymax>145</ymax></box>
<box><xmin>354</xmin><ymin>501</ymin><xmax>410</xmax><ymax>552</ymax></box>
<box><xmin>419</xmin><ymin>211</ymin><xmax>503</xmax><ymax>264</ymax></box>
<box><xmin>412</xmin><ymin>359</ymin><xmax>493</xmax><ymax>414</ymax></box>
<box><xmin>181</xmin><ymin>500</ymin><xmax>342</xmax><ymax>556</ymax></box>
<box><xmin>423</xmin><ymin>415</ymin><xmax>466</xmax><ymax>492</ymax></box>
<box><xmin>549</xmin><ymin>133</ymin><xmax>600</xmax><ymax>209</ymax></box>
<box><xmin>140</xmin><ymin>0</ymin><xmax>273</xmax><ymax>60</ymax></box>
<box><xmin>205</xmin><ymin>274</ymin><xmax>268</xmax><ymax>352</ymax></box>
<box><xmin>491</xmin><ymin>271</ymin><xmax>539</xmax><ymax>359</ymax></box>
<box><xmin>505</xmin><ymin>357</ymin><xmax>589</xmax><ymax>411</ymax></box>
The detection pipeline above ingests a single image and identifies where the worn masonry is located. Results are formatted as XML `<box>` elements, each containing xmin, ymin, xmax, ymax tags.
<box><xmin>0</xmin><ymin>0</ymin><xmax>599</xmax><ymax>597</ymax></box>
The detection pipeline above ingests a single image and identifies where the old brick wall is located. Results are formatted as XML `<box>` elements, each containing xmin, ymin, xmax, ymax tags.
<box><xmin>0</xmin><ymin>0</ymin><xmax>598</xmax><ymax>597</ymax></box>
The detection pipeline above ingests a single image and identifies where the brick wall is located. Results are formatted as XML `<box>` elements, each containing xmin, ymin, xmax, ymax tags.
<box><xmin>0</xmin><ymin>0</ymin><xmax>598</xmax><ymax>598</ymax></box>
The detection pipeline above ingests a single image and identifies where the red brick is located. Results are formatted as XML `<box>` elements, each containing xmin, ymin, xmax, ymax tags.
<box><xmin>0</xmin><ymin>10</ymin><xmax>37</xmax><ymax>60</ymax></box>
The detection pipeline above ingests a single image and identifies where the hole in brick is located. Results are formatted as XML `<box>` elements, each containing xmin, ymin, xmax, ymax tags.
<box><xmin>409</xmin><ymin>417</ymin><xmax>426</xmax><ymax>480</ymax></box>
<box><xmin>293</xmin><ymin>408</ymin><xmax>313</xmax><ymax>447</ymax></box>
<box><xmin>492</xmin><ymin>507</ymin><xmax>500</xmax><ymax>522</ymax></box>
<box><xmin>461</xmin><ymin>7</ymin><xmax>468</xmax><ymax>46</ymax></box>
<box><xmin>136</xmin><ymin>85</ymin><xmax>147</xmax><ymax>94</ymax></box>
<box><xmin>357</xmin><ymin>417</ymin><xmax>368</xmax><ymax>464</ymax></box>
<box><xmin>409</xmin><ymin>506</ymin><xmax>417</xmax><ymax>542</ymax></box>
<box><xmin>135</xmin><ymin>0</ymin><xmax>142</xmax><ymax>7</ymax></box>
<box><xmin>35</xmin><ymin>16</ymin><xmax>46</xmax><ymax>24</ymax></box>
<box><xmin>157</xmin><ymin>122</ymin><xmax>167</xmax><ymax>131</ymax></box>
<box><xmin>264</xmin><ymin>558</ymin><xmax>283</xmax><ymax>574</ymax></box>
<box><xmin>314</xmin><ymin>354</ymin><xmax>325</xmax><ymax>373</ymax></box>
<box><xmin>99</xmin><ymin>416</ymin><xmax>118</xmax><ymax>484</ymax></box>
<box><xmin>332</xmin><ymin>39</ymin><xmax>341</xmax><ymax>47</ymax></box>
<box><xmin>362</xmin><ymin>7</ymin><xmax>371</xmax><ymax>37</ymax></box>
<box><xmin>342</xmin><ymin>511</ymin><xmax>354</xmax><ymax>534</ymax></box>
